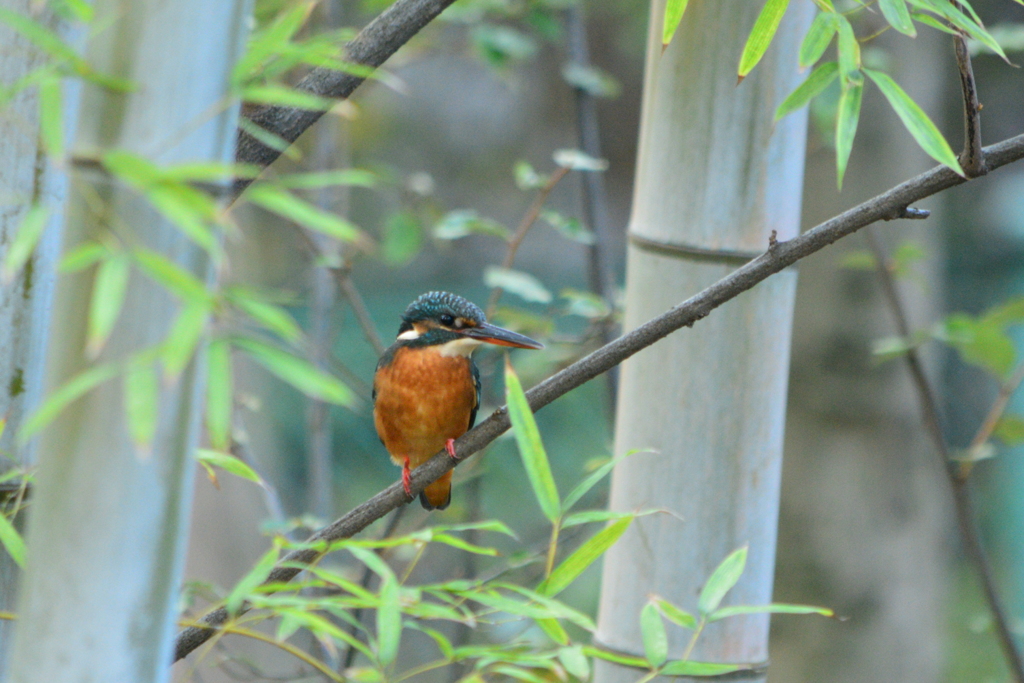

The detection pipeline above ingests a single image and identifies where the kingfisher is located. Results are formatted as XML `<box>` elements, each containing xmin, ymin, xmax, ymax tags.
<box><xmin>373</xmin><ymin>291</ymin><xmax>543</xmax><ymax>510</ymax></box>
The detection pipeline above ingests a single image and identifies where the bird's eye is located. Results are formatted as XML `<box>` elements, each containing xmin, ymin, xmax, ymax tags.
<box><xmin>440</xmin><ymin>314</ymin><xmax>455</xmax><ymax>326</ymax></box>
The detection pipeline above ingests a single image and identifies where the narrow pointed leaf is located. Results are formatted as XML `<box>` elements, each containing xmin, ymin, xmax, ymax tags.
<box><xmin>835</xmin><ymin>77</ymin><xmax>863</xmax><ymax>190</ymax></box>
<box><xmin>87</xmin><ymin>255</ymin><xmax>131</xmax><ymax>357</ymax></box>
<box><xmin>698</xmin><ymin>546</ymin><xmax>748</xmax><ymax>615</ymax></box>
<box><xmin>59</xmin><ymin>241</ymin><xmax>106</xmax><ymax>272</ymax></box>
<box><xmin>0</xmin><ymin>514</ymin><xmax>26</xmax><ymax>569</ymax></box>
<box><xmin>226</xmin><ymin>543</ymin><xmax>280</xmax><ymax>615</ymax></box>
<box><xmin>738</xmin><ymin>0</ymin><xmax>791</xmax><ymax>80</ymax></box>
<box><xmin>537</xmin><ymin>617</ymin><xmax>569</xmax><ymax>645</ymax></box>
<box><xmin>124</xmin><ymin>361</ymin><xmax>159</xmax><ymax>452</ymax></box>
<box><xmin>655</xmin><ymin>597</ymin><xmax>698</xmax><ymax>629</ymax></box>
<box><xmin>245</xmin><ymin>184</ymin><xmax>362</xmax><ymax>242</ymax></box>
<box><xmin>228</xmin><ymin>291</ymin><xmax>303</xmax><ymax>343</ymax></box>
<box><xmin>505</xmin><ymin>360</ymin><xmax>560</xmax><ymax>522</ymax></box>
<box><xmin>708</xmin><ymin>602</ymin><xmax>834</xmax><ymax>621</ymax></box>
<box><xmin>879</xmin><ymin>0</ymin><xmax>916</xmax><ymax>36</ymax></box>
<box><xmin>641</xmin><ymin>603</ymin><xmax>668</xmax><ymax>667</ymax></box>
<box><xmin>558</xmin><ymin>645</ymin><xmax>590</xmax><ymax>679</ymax></box>
<box><xmin>19</xmin><ymin>363</ymin><xmax>119</xmax><ymax>442</ymax></box>
<box><xmin>38</xmin><ymin>74</ymin><xmax>64</xmax><ymax>159</ymax></box>
<box><xmin>540</xmin><ymin>516</ymin><xmax>632</xmax><ymax>596</ymax></box>
<box><xmin>836</xmin><ymin>15</ymin><xmax>861</xmax><ymax>80</ymax></box>
<box><xmin>195</xmin><ymin>449</ymin><xmax>263</xmax><ymax>486</ymax></box>
<box><xmin>660</xmin><ymin>661</ymin><xmax>748</xmax><ymax>677</ymax></box>
<box><xmin>206</xmin><ymin>339</ymin><xmax>233</xmax><ymax>450</ymax></box>
<box><xmin>2</xmin><ymin>204</ymin><xmax>49</xmax><ymax>283</ymax></box>
<box><xmin>799</xmin><ymin>11</ymin><xmax>839</xmax><ymax>68</ymax></box>
<box><xmin>233</xmin><ymin>337</ymin><xmax>354</xmax><ymax>406</ymax></box>
<box><xmin>133</xmin><ymin>248</ymin><xmax>211</xmax><ymax>304</ymax></box>
<box><xmin>162</xmin><ymin>301</ymin><xmax>210</xmax><ymax>379</ymax></box>
<box><xmin>775</xmin><ymin>61</ymin><xmax>838</xmax><ymax>121</ymax></box>
<box><xmin>562</xmin><ymin>450</ymin><xmax>645</xmax><ymax>513</ymax></box>
<box><xmin>864</xmin><ymin>69</ymin><xmax>964</xmax><ymax>176</ymax></box>
<box><xmin>377</xmin><ymin>581</ymin><xmax>401</xmax><ymax>667</ymax></box>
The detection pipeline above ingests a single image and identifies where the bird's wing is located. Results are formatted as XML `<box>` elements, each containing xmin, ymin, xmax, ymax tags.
<box><xmin>468</xmin><ymin>361</ymin><xmax>481</xmax><ymax>430</ymax></box>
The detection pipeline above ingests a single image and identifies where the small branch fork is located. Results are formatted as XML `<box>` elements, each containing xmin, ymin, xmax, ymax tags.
<box><xmin>864</xmin><ymin>228</ymin><xmax>1024</xmax><ymax>683</ymax></box>
<box><xmin>861</xmin><ymin>31</ymin><xmax>1022</xmax><ymax>682</ymax></box>
<box><xmin>173</xmin><ymin>132</ymin><xmax>1024</xmax><ymax>664</ymax></box>
<box><xmin>485</xmin><ymin>165</ymin><xmax>571</xmax><ymax>315</ymax></box>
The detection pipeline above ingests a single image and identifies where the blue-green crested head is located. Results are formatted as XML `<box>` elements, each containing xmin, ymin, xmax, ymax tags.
<box><xmin>402</xmin><ymin>291</ymin><xmax>486</xmax><ymax>328</ymax></box>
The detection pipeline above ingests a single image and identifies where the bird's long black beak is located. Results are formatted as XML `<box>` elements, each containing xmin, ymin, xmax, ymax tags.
<box><xmin>461</xmin><ymin>322</ymin><xmax>544</xmax><ymax>349</ymax></box>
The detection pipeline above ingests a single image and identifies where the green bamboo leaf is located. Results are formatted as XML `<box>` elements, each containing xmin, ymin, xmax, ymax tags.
<box><xmin>660</xmin><ymin>661</ymin><xmax>747</xmax><ymax>677</ymax></box>
<box><xmin>799</xmin><ymin>11</ymin><xmax>839</xmax><ymax>68</ymax></box>
<box><xmin>162</xmin><ymin>301</ymin><xmax>210</xmax><ymax>379</ymax></box>
<box><xmin>909</xmin><ymin>11</ymin><xmax>958</xmax><ymax>35</ymax></box>
<box><xmin>505</xmin><ymin>359</ymin><xmax>560</xmax><ymax>522</ymax></box>
<box><xmin>995</xmin><ymin>415</ymin><xmax>1024</xmax><ymax>445</ymax></box>
<box><xmin>864</xmin><ymin>69</ymin><xmax>964</xmax><ymax>176</ymax></box>
<box><xmin>1</xmin><ymin>203</ymin><xmax>48</xmax><ymax>284</ymax></box>
<box><xmin>226</xmin><ymin>542</ymin><xmax>280</xmax><ymax>615</ymax></box>
<box><xmin>562</xmin><ymin>451</ymin><xmax>643</xmax><ymax>513</ymax></box>
<box><xmin>0</xmin><ymin>514</ymin><xmax>25</xmax><ymax>569</ymax></box>
<box><xmin>835</xmin><ymin>76</ymin><xmax>863</xmax><ymax>190</ymax></box>
<box><xmin>738</xmin><ymin>0</ymin><xmax>791</xmax><ymax>81</ymax></box>
<box><xmin>238</xmin><ymin>118</ymin><xmax>302</xmax><ymax>160</ymax></box>
<box><xmin>537</xmin><ymin>617</ymin><xmax>569</xmax><ymax>645</ymax></box>
<box><xmin>245</xmin><ymin>184</ymin><xmax>362</xmax><ymax>242</ymax></box>
<box><xmin>59</xmin><ymin>241</ymin><xmax>106</xmax><ymax>272</ymax></box>
<box><xmin>879</xmin><ymin>0</ymin><xmax>916</xmax><ymax>36</ymax></box>
<box><xmin>540</xmin><ymin>516</ymin><xmax>632</xmax><ymax>596</ymax></box>
<box><xmin>485</xmin><ymin>267</ymin><xmax>553</xmax><ymax>304</ymax></box>
<box><xmin>698</xmin><ymin>546</ymin><xmax>748</xmax><ymax>615</ymax></box>
<box><xmin>583</xmin><ymin>645</ymin><xmax>648</xmax><ymax>669</ymax></box>
<box><xmin>377</xmin><ymin>576</ymin><xmax>402</xmax><ymax>667</ymax></box>
<box><xmin>133</xmin><ymin>248</ymin><xmax>211</xmax><ymax>304</ymax></box>
<box><xmin>87</xmin><ymin>255</ymin><xmax>131</xmax><ymax>357</ymax></box>
<box><xmin>226</xmin><ymin>289</ymin><xmax>303</xmax><ymax>343</ymax></box>
<box><xmin>654</xmin><ymin>597</ymin><xmax>698</xmax><ymax>629</ymax></box>
<box><xmin>708</xmin><ymin>602</ymin><xmax>834</xmax><ymax>621</ymax></box>
<box><xmin>19</xmin><ymin>363</ymin><xmax>119</xmax><ymax>442</ymax></box>
<box><xmin>774</xmin><ymin>61</ymin><xmax>838</xmax><ymax>121</ymax></box>
<box><xmin>562</xmin><ymin>509</ymin><xmax>635</xmax><ymax>528</ymax></box>
<box><xmin>233</xmin><ymin>337</ymin><xmax>354</xmax><ymax>405</ymax></box>
<box><xmin>641</xmin><ymin>602</ymin><xmax>668</xmax><ymax>668</ymax></box>
<box><xmin>653</xmin><ymin>0</ymin><xmax>694</xmax><ymax>48</ymax></box>
<box><xmin>240</xmin><ymin>84</ymin><xmax>338</xmax><ymax>111</ymax></box>
<box><xmin>558</xmin><ymin>645</ymin><xmax>590</xmax><ymax>680</ymax></box>
<box><xmin>835</xmin><ymin>15</ymin><xmax>861</xmax><ymax>80</ymax></box>
<box><xmin>38</xmin><ymin>74</ymin><xmax>64</xmax><ymax>159</ymax></box>
<box><xmin>195</xmin><ymin>449</ymin><xmax>264</xmax><ymax>487</ymax></box>
<box><xmin>124</xmin><ymin>361</ymin><xmax>158</xmax><ymax>452</ymax></box>
<box><xmin>909</xmin><ymin>0</ymin><xmax>1007</xmax><ymax>61</ymax></box>
<box><xmin>273</xmin><ymin>169</ymin><xmax>377</xmax><ymax>189</ymax></box>
<box><xmin>0</xmin><ymin>7</ymin><xmax>82</xmax><ymax>65</ymax></box>
<box><xmin>206</xmin><ymin>339</ymin><xmax>233</xmax><ymax>450</ymax></box>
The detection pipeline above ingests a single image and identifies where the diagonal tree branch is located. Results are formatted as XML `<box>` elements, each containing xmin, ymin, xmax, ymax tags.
<box><xmin>233</xmin><ymin>0</ymin><xmax>459</xmax><ymax>194</ymax></box>
<box><xmin>173</xmin><ymin>131</ymin><xmax>1024</xmax><ymax>663</ymax></box>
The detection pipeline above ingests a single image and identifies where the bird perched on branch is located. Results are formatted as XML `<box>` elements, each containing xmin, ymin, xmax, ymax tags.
<box><xmin>373</xmin><ymin>291</ymin><xmax>543</xmax><ymax>510</ymax></box>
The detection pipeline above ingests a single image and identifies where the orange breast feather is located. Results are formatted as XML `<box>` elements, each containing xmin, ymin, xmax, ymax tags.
<box><xmin>373</xmin><ymin>347</ymin><xmax>477</xmax><ymax>469</ymax></box>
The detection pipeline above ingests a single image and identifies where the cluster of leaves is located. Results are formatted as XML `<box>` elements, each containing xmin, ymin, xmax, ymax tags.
<box><xmin>664</xmin><ymin>0</ymin><xmax>1015</xmax><ymax>188</ymax></box>
<box><xmin>0</xmin><ymin>5</ymin><xmax>381</xmax><ymax>481</ymax></box>
<box><xmin>180</xmin><ymin>364</ymin><xmax>830</xmax><ymax>682</ymax></box>
<box><xmin>843</xmin><ymin>241</ymin><xmax>1024</xmax><ymax>463</ymax></box>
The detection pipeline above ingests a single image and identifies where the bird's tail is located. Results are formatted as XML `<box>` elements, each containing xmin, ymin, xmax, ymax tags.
<box><xmin>420</xmin><ymin>470</ymin><xmax>452</xmax><ymax>510</ymax></box>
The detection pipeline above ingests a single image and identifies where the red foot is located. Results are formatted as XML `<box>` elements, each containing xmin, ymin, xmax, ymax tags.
<box><xmin>402</xmin><ymin>457</ymin><xmax>413</xmax><ymax>499</ymax></box>
<box><xmin>445</xmin><ymin>438</ymin><xmax>458</xmax><ymax>460</ymax></box>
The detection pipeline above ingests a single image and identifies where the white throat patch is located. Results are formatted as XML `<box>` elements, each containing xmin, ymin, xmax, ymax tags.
<box><xmin>397</xmin><ymin>328</ymin><xmax>420</xmax><ymax>341</ymax></box>
<box><xmin>437</xmin><ymin>337</ymin><xmax>483</xmax><ymax>358</ymax></box>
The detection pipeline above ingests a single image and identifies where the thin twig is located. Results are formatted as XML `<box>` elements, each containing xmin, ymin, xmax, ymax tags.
<box><xmin>332</xmin><ymin>265</ymin><xmax>386</xmax><ymax>357</ymax></box>
<box><xmin>566</xmin><ymin>2</ymin><xmax>619</xmax><ymax>406</ymax></box>
<box><xmin>173</xmin><ymin>132</ymin><xmax>1024</xmax><ymax>663</ymax></box>
<box><xmin>962</xmin><ymin>361</ymin><xmax>1024</xmax><ymax>479</ymax></box>
<box><xmin>485</xmin><ymin>166</ymin><xmax>570</xmax><ymax>315</ymax></box>
<box><xmin>954</xmin><ymin>31</ymin><xmax>986</xmax><ymax>177</ymax></box>
<box><xmin>864</xmin><ymin>228</ymin><xmax>1024</xmax><ymax>683</ymax></box>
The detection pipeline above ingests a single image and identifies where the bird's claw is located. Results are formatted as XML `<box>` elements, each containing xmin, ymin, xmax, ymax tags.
<box><xmin>402</xmin><ymin>457</ymin><xmax>413</xmax><ymax>499</ymax></box>
<box><xmin>445</xmin><ymin>438</ymin><xmax>458</xmax><ymax>461</ymax></box>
